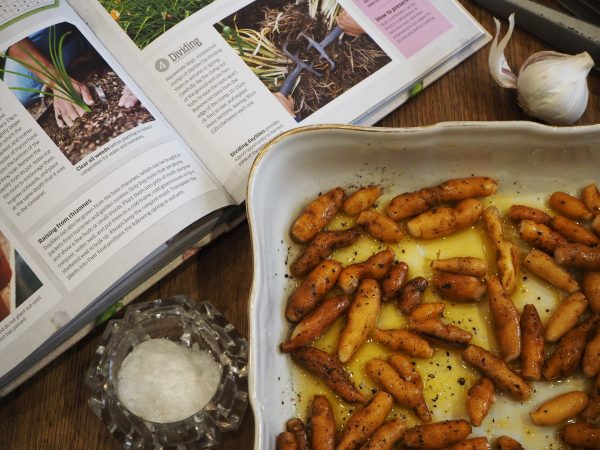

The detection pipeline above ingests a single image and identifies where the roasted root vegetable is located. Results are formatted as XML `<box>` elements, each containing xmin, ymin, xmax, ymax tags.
<box><xmin>495</xmin><ymin>435</ymin><xmax>524</xmax><ymax>450</ymax></box>
<box><xmin>466</xmin><ymin>377</ymin><xmax>495</xmax><ymax>427</ymax></box>
<box><xmin>366</xmin><ymin>358</ymin><xmax>431</xmax><ymax>422</ymax></box>
<box><xmin>543</xmin><ymin>292</ymin><xmax>588</xmax><ymax>342</ymax></box>
<box><xmin>401</xmin><ymin>419</ymin><xmax>472</xmax><ymax>450</ymax></box>
<box><xmin>291</xmin><ymin>187</ymin><xmax>345</xmax><ymax>243</ymax></box>
<box><xmin>444</xmin><ymin>437</ymin><xmax>490</xmax><ymax>450</ymax></box>
<box><xmin>487</xmin><ymin>275</ymin><xmax>521</xmax><ymax>362</ymax></box>
<box><xmin>397</xmin><ymin>277</ymin><xmax>428</xmax><ymax>313</ymax></box>
<box><xmin>583</xmin><ymin>271</ymin><xmax>600</xmax><ymax>312</ymax></box>
<box><xmin>551</xmin><ymin>215</ymin><xmax>600</xmax><ymax>246</ymax></box>
<box><xmin>555</xmin><ymin>242</ymin><xmax>600</xmax><ymax>270</ymax></box>
<box><xmin>543</xmin><ymin>314</ymin><xmax>600</xmax><ymax>380</ymax></box>
<box><xmin>338</xmin><ymin>249</ymin><xmax>395</xmax><ymax>294</ymax></box>
<box><xmin>561</xmin><ymin>423</ymin><xmax>600</xmax><ymax>449</ymax></box>
<box><xmin>337</xmin><ymin>392</ymin><xmax>393</xmax><ymax>450</ymax></box>
<box><xmin>386</xmin><ymin>177</ymin><xmax>497</xmax><ymax>221</ymax></box>
<box><xmin>380</xmin><ymin>261</ymin><xmax>409</xmax><ymax>301</ymax></box>
<box><xmin>310</xmin><ymin>395</ymin><xmax>336</xmax><ymax>450</ymax></box>
<box><xmin>549</xmin><ymin>191</ymin><xmax>593</xmax><ymax>221</ymax></box>
<box><xmin>286</xmin><ymin>260</ymin><xmax>342</xmax><ymax>322</ymax></box>
<box><xmin>430</xmin><ymin>257</ymin><xmax>487</xmax><ymax>277</ymax></box>
<box><xmin>343</xmin><ymin>185</ymin><xmax>383</xmax><ymax>216</ymax></box>
<box><xmin>281</xmin><ymin>295</ymin><xmax>351</xmax><ymax>352</ymax></box>
<box><xmin>370</xmin><ymin>327</ymin><xmax>433</xmax><ymax>358</ymax></box>
<box><xmin>517</xmin><ymin>220</ymin><xmax>567</xmax><ymax>253</ymax></box>
<box><xmin>530</xmin><ymin>391</ymin><xmax>589</xmax><ymax>425</ymax></box>
<box><xmin>359</xmin><ymin>418</ymin><xmax>406</xmax><ymax>450</ymax></box>
<box><xmin>582</xmin><ymin>373</ymin><xmax>600</xmax><ymax>420</ymax></box>
<box><xmin>407</xmin><ymin>198</ymin><xmax>483</xmax><ymax>239</ymax></box>
<box><xmin>520</xmin><ymin>304</ymin><xmax>544</xmax><ymax>380</ymax></box>
<box><xmin>339</xmin><ymin>279</ymin><xmax>381</xmax><ymax>363</ymax></box>
<box><xmin>523</xmin><ymin>249</ymin><xmax>579</xmax><ymax>293</ymax></box>
<box><xmin>277</xmin><ymin>432</ymin><xmax>298</xmax><ymax>450</ymax></box>
<box><xmin>356</xmin><ymin>211</ymin><xmax>404</xmax><ymax>243</ymax></box>
<box><xmin>291</xmin><ymin>347</ymin><xmax>367</xmax><ymax>404</ymax></box>
<box><xmin>482</xmin><ymin>206</ymin><xmax>519</xmax><ymax>294</ymax></box>
<box><xmin>583</xmin><ymin>326</ymin><xmax>600</xmax><ymax>378</ymax></box>
<box><xmin>290</xmin><ymin>228</ymin><xmax>361</xmax><ymax>277</ymax></box>
<box><xmin>408</xmin><ymin>317</ymin><xmax>472</xmax><ymax>347</ymax></box>
<box><xmin>507</xmin><ymin>204</ymin><xmax>551</xmax><ymax>224</ymax></box>
<box><xmin>286</xmin><ymin>418</ymin><xmax>309</xmax><ymax>450</ymax></box>
<box><xmin>461</xmin><ymin>345</ymin><xmax>532</xmax><ymax>401</ymax></box>
<box><xmin>582</xmin><ymin>183</ymin><xmax>600</xmax><ymax>214</ymax></box>
<box><xmin>432</xmin><ymin>272</ymin><xmax>486</xmax><ymax>302</ymax></box>
<box><xmin>409</xmin><ymin>302</ymin><xmax>446</xmax><ymax>321</ymax></box>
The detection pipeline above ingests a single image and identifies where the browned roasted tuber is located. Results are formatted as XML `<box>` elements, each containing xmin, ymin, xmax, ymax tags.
<box><xmin>397</xmin><ymin>276</ymin><xmax>428</xmax><ymax>313</ymax></box>
<box><xmin>290</xmin><ymin>228</ymin><xmax>361</xmax><ymax>277</ymax></box>
<box><xmin>582</xmin><ymin>183</ymin><xmax>600</xmax><ymax>215</ymax></box>
<box><xmin>549</xmin><ymin>191</ymin><xmax>593</xmax><ymax>221</ymax></box>
<box><xmin>544</xmin><ymin>292</ymin><xmax>588</xmax><ymax>342</ymax></box>
<box><xmin>581</xmin><ymin>373</ymin><xmax>600</xmax><ymax>420</ymax></box>
<box><xmin>523</xmin><ymin>249</ymin><xmax>579</xmax><ymax>293</ymax></box>
<box><xmin>366</xmin><ymin>358</ymin><xmax>431</xmax><ymax>422</ymax></box>
<box><xmin>551</xmin><ymin>215</ymin><xmax>600</xmax><ymax>246</ymax></box>
<box><xmin>432</xmin><ymin>272</ymin><xmax>486</xmax><ymax>302</ymax></box>
<box><xmin>337</xmin><ymin>392</ymin><xmax>393</xmax><ymax>450</ymax></box>
<box><xmin>555</xmin><ymin>242</ymin><xmax>600</xmax><ymax>270</ymax></box>
<box><xmin>543</xmin><ymin>314</ymin><xmax>600</xmax><ymax>380</ymax></box>
<box><xmin>277</xmin><ymin>432</ymin><xmax>298</xmax><ymax>450</ymax></box>
<box><xmin>583</xmin><ymin>326</ymin><xmax>600</xmax><ymax>378</ymax></box>
<box><xmin>583</xmin><ymin>271</ymin><xmax>600</xmax><ymax>312</ymax></box>
<box><xmin>518</xmin><ymin>220</ymin><xmax>567</xmax><ymax>253</ymax></box>
<box><xmin>370</xmin><ymin>327</ymin><xmax>433</xmax><ymax>358</ymax></box>
<box><xmin>430</xmin><ymin>257</ymin><xmax>487</xmax><ymax>277</ymax></box>
<box><xmin>343</xmin><ymin>185</ymin><xmax>384</xmax><ymax>216</ymax></box>
<box><xmin>495</xmin><ymin>435</ymin><xmax>524</xmax><ymax>450</ymax></box>
<box><xmin>461</xmin><ymin>345</ymin><xmax>532</xmax><ymax>401</ymax></box>
<box><xmin>310</xmin><ymin>395</ymin><xmax>336</xmax><ymax>450</ymax></box>
<box><xmin>407</xmin><ymin>198</ymin><xmax>483</xmax><ymax>239</ymax></box>
<box><xmin>338</xmin><ymin>249</ymin><xmax>395</xmax><ymax>294</ymax></box>
<box><xmin>401</xmin><ymin>420</ymin><xmax>472</xmax><ymax>450</ymax></box>
<box><xmin>380</xmin><ymin>261</ymin><xmax>409</xmax><ymax>301</ymax></box>
<box><xmin>487</xmin><ymin>275</ymin><xmax>521</xmax><ymax>362</ymax></box>
<box><xmin>408</xmin><ymin>318</ymin><xmax>472</xmax><ymax>347</ymax></box>
<box><xmin>409</xmin><ymin>302</ymin><xmax>446</xmax><ymax>321</ymax></box>
<box><xmin>286</xmin><ymin>260</ymin><xmax>342</xmax><ymax>322</ymax></box>
<box><xmin>561</xmin><ymin>423</ymin><xmax>600</xmax><ymax>449</ymax></box>
<box><xmin>444</xmin><ymin>437</ymin><xmax>490</xmax><ymax>450</ymax></box>
<box><xmin>356</xmin><ymin>211</ymin><xmax>404</xmax><ymax>243</ymax></box>
<box><xmin>530</xmin><ymin>391</ymin><xmax>589</xmax><ymax>425</ymax></box>
<box><xmin>339</xmin><ymin>279</ymin><xmax>381</xmax><ymax>363</ymax></box>
<box><xmin>291</xmin><ymin>347</ymin><xmax>367</xmax><ymax>404</ymax></box>
<box><xmin>286</xmin><ymin>418</ymin><xmax>309</xmax><ymax>450</ymax></box>
<box><xmin>520</xmin><ymin>304</ymin><xmax>544</xmax><ymax>380</ymax></box>
<box><xmin>359</xmin><ymin>418</ymin><xmax>406</xmax><ymax>450</ymax></box>
<box><xmin>386</xmin><ymin>177</ymin><xmax>497</xmax><ymax>221</ymax></box>
<box><xmin>466</xmin><ymin>377</ymin><xmax>495</xmax><ymax>427</ymax></box>
<box><xmin>291</xmin><ymin>187</ymin><xmax>345</xmax><ymax>243</ymax></box>
<box><xmin>281</xmin><ymin>295</ymin><xmax>351</xmax><ymax>352</ymax></box>
<box><xmin>508</xmin><ymin>204</ymin><xmax>551</xmax><ymax>224</ymax></box>
<box><xmin>482</xmin><ymin>206</ymin><xmax>519</xmax><ymax>294</ymax></box>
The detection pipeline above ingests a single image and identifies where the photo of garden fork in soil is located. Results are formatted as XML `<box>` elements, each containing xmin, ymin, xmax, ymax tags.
<box><xmin>216</xmin><ymin>0</ymin><xmax>391</xmax><ymax>121</ymax></box>
<box><xmin>1</xmin><ymin>22</ymin><xmax>154</xmax><ymax>165</ymax></box>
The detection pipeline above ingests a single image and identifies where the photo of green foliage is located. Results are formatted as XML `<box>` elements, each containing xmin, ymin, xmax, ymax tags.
<box><xmin>99</xmin><ymin>0</ymin><xmax>218</xmax><ymax>49</ymax></box>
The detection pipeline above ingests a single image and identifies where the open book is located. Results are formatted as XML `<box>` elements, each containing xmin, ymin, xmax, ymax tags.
<box><xmin>0</xmin><ymin>0</ymin><xmax>489</xmax><ymax>394</ymax></box>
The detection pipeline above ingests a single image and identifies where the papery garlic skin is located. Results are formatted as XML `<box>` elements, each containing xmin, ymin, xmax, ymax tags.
<box><xmin>517</xmin><ymin>51</ymin><xmax>593</xmax><ymax>125</ymax></box>
<box><xmin>489</xmin><ymin>13</ymin><xmax>594</xmax><ymax>125</ymax></box>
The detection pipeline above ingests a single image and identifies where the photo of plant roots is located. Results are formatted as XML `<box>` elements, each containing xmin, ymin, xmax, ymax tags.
<box><xmin>216</xmin><ymin>0</ymin><xmax>391</xmax><ymax>121</ymax></box>
<box><xmin>99</xmin><ymin>0</ymin><xmax>218</xmax><ymax>49</ymax></box>
<box><xmin>1</xmin><ymin>23</ymin><xmax>154</xmax><ymax>165</ymax></box>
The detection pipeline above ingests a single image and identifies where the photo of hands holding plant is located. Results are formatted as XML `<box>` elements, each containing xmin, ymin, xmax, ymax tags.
<box><xmin>1</xmin><ymin>23</ymin><xmax>154</xmax><ymax>165</ymax></box>
<box><xmin>216</xmin><ymin>0</ymin><xmax>391</xmax><ymax>121</ymax></box>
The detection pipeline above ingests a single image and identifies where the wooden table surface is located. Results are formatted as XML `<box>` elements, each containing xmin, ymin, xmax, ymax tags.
<box><xmin>1</xmin><ymin>1</ymin><xmax>599</xmax><ymax>449</ymax></box>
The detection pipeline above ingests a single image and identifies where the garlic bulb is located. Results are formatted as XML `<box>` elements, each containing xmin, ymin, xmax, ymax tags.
<box><xmin>489</xmin><ymin>13</ymin><xmax>594</xmax><ymax>125</ymax></box>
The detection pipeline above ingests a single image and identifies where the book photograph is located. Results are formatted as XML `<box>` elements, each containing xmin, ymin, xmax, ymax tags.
<box><xmin>216</xmin><ymin>0</ymin><xmax>391</xmax><ymax>121</ymax></box>
<box><xmin>1</xmin><ymin>22</ymin><xmax>155</xmax><ymax>165</ymax></box>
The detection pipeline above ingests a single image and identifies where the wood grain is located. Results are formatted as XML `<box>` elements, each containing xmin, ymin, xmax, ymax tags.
<box><xmin>1</xmin><ymin>1</ymin><xmax>599</xmax><ymax>449</ymax></box>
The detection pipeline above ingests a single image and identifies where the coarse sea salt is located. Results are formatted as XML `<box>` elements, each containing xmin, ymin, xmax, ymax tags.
<box><xmin>117</xmin><ymin>338</ymin><xmax>221</xmax><ymax>423</ymax></box>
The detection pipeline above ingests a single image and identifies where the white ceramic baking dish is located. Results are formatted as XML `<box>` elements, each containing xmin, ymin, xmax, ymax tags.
<box><xmin>246</xmin><ymin>122</ymin><xmax>600</xmax><ymax>450</ymax></box>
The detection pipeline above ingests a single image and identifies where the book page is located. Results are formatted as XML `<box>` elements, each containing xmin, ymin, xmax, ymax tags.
<box><xmin>0</xmin><ymin>2</ymin><xmax>232</xmax><ymax>381</ymax></box>
<box><xmin>70</xmin><ymin>0</ymin><xmax>488</xmax><ymax>202</ymax></box>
